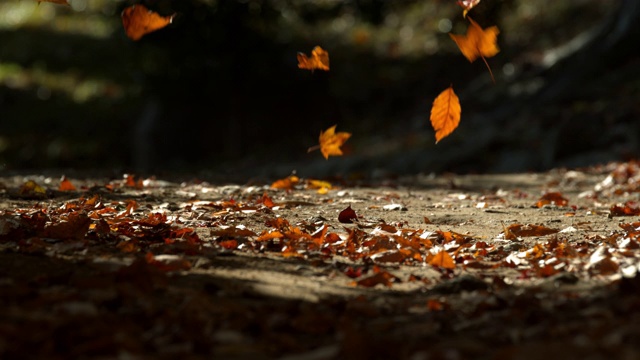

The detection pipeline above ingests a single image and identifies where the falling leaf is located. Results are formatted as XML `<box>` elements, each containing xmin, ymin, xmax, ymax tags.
<box><xmin>535</xmin><ymin>192</ymin><xmax>569</xmax><ymax>208</ymax></box>
<box><xmin>449</xmin><ymin>17</ymin><xmax>499</xmax><ymax>82</ymax></box>
<box><xmin>430</xmin><ymin>86</ymin><xmax>461</xmax><ymax>143</ymax></box>
<box><xmin>297</xmin><ymin>46</ymin><xmax>330</xmax><ymax>71</ymax></box>
<box><xmin>308</xmin><ymin>125</ymin><xmax>352</xmax><ymax>159</ymax></box>
<box><xmin>121</xmin><ymin>4</ymin><xmax>175</xmax><ymax>41</ymax></box>
<box><xmin>429</xmin><ymin>250</ymin><xmax>456</xmax><ymax>269</ymax></box>
<box><xmin>59</xmin><ymin>176</ymin><xmax>76</xmax><ymax>191</ymax></box>
<box><xmin>338</xmin><ymin>205</ymin><xmax>358</xmax><ymax>224</ymax></box>
<box><xmin>457</xmin><ymin>0</ymin><xmax>480</xmax><ymax>17</ymax></box>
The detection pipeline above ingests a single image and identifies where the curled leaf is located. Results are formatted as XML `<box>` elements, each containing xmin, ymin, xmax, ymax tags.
<box><xmin>430</xmin><ymin>86</ymin><xmax>461</xmax><ymax>143</ymax></box>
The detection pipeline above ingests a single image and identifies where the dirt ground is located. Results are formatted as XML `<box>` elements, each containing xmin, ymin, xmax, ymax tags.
<box><xmin>2</xmin><ymin>162</ymin><xmax>640</xmax><ymax>359</ymax></box>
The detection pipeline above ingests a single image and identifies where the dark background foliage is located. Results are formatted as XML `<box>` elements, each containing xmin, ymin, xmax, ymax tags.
<box><xmin>0</xmin><ymin>0</ymin><xmax>638</xmax><ymax>180</ymax></box>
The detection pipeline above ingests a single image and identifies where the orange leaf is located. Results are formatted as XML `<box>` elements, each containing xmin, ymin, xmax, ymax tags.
<box><xmin>297</xmin><ymin>46</ymin><xmax>330</xmax><ymax>71</ymax></box>
<box><xmin>429</xmin><ymin>250</ymin><xmax>456</xmax><ymax>269</ymax></box>
<box><xmin>310</xmin><ymin>125</ymin><xmax>351</xmax><ymax>159</ymax></box>
<box><xmin>121</xmin><ymin>4</ymin><xmax>175</xmax><ymax>41</ymax></box>
<box><xmin>449</xmin><ymin>17</ymin><xmax>499</xmax><ymax>82</ymax></box>
<box><xmin>271</xmin><ymin>175</ymin><xmax>299</xmax><ymax>190</ymax></box>
<box><xmin>449</xmin><ymin>17</ymin><xmax>499</xmax><ymax>62</ymax></box>
<box><xmin>535</xmin><ymin>192</ymin><xmax>569</xmax><ymax>208</ymax></box>
<box><xmin>59</xmin><ymin>176</ymin><xmax>76</xmax><ymax>191</ymax></box>
<box><xmin>430</xmin><ymin>86</ymin><xmax>461</xmax><ymax>143</ymax></box>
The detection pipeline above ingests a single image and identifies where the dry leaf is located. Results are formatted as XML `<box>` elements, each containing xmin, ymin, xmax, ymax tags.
<box><xmin>429</xmin><ymin>250</ymin><xmax>456</xmax><ymax>269</ymax></box>
<box><xmin>271</xmin><ymin>175</ymin><xmax>300</xmax><ymax>190</ymax></box>
<box><xmin>535</xmin><ymin>192</ymin><xmax>569</xmax><ymax>208</ymax></box>
<box><xmin>297</xmin><ymin>46</ymin><xmax>330</xmax><ymax>71</ymax></box>
<box><xmin>121</xmin><ymin>4</ymin><xmax>175</xmax><ymax>41</ymax></box>
<box><xmin>449</xmin><ymin>17</ymin><xmax>499</xmax><ymax>81</ymax></box>
<box><xmin>457</xmin><ymin>0</ymin><xmax>481</xmax><ymax>17</ymax></box>
<box><xmin>430</xmin><ymin>86</ymin><xmax>461</xmax><ymax>143</ymax></box>
<box><xmin>309</xmin><ymin>125</ymin><xmax>352</xmax><ymax>159</ymax></box>
<box><xmin>59</xmin><ymin>176</ymin><xmax>76</xmax><ymax>191</ymax></box>
<box><xmin>504</xmin><ymin>224</ymin><xmax>559</xmax><ymax>240</ymax></box>
<box><xmin>338</xmin><ymin>205</ymin><xmax>358</xmax><ymax>224</ymax></box>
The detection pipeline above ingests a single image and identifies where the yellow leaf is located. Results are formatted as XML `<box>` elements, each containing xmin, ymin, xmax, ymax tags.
<box><xmin>297</xmin><ymin>46</ymin><xmax>330</xmax><ymax>72</ymax></box>
<box><xmin>309</xmin><ymin>125</ymin><xmax>351</xmax><ymax>160</ymax></box>
<box><xmin>430</xmin><ymin>86</ymin><xmax>461</xmax><ymax>143</ymax></box>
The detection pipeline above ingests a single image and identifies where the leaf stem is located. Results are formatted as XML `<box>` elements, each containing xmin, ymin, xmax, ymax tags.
<box><xmin>307</xmin><ymin>145</ymin><xmax>321</xmax><ymax>153</ymax></box>
<box><xmin>481</xmin><ymin>56</ymin><xmax>495</xmax><ymax>84</ymax></box>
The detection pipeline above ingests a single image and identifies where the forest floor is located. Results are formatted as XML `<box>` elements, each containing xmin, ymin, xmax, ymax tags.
<box><xmin>2</xmin><ymin>161</ymin><xmax>640</xmax><ymax>359</ymax></box>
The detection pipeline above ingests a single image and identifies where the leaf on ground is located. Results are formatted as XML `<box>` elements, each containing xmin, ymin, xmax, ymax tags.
<box><xmin>59</xmin><ymin>176</ymin><xmax>77</xmax><ymax>191</ymax></box>
<box><xmin>297</xmin><ymin>46</ymin><xmax>330</xmax><ymax>71</ymax></box>
<box><xmin>430</xmin><ymin>86</ymin><xmax>461</xmax><ymax>143</ymax></box>
<box><xmin>504</xmin><ymin>224</ymin><xmax>559</xmax><ymax>240</ymax></box>
<box><xmin>351</xmin><ymin>268</ymin><xmax>397</xmax><ymax>288</ymax></box>
<box><xmin>338</xmin><ymin>205</ymin><xmax>358</xmax><ymax>224</ymax></box>
<box><xmin>271</xmin><ymin>175</ymin><xmax>300</xmax><ymax>190</ymax></box>
<box><xmin>457</xmin><ymin>0</ymin><xmax>481</xmax><ymax>17</ymax></box>
<box><xmin>535</xmin><ymin>192</ymin><xmax>569</xmax><ymax>208</ymax></box>
<box><xmin>449</xmin><ymin>17</ymin><xmax>499</xmax><ymax>81</ymax></box>
<box><xmin>18</xmin><ymin>180</ymin><xmax>48</xmax><ymax>199</ymax></box>
<box><xmin>428</xmin><ymin>250</ymin><xmax>456</xmax><ymax>269</ymax></box>
<box><xmin>309</xmin><ymin>125</ymin><xmax>352</xmax><ymax>159</ymax></box>
<box><xmin>121</xmin><ymin>4</ymin><xmax>175</xmax><ymax>41</ymax></box>
<box><xmin>610</xmin><ymin>201</ymin><xmax>640</xmax><ymax>216</ymax></box>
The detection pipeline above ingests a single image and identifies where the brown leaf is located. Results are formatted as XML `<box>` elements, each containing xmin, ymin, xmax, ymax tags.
<box><xmin>297</xmin><ymin>46</ymin><xmax>330</xmax><ymax>71</ymax></box>
<box><xmin>430</xmin><ymin>86</ymin><xmax>461</xmax><ymax>143</ymax></box>
<box><xmin>351</xmin><ymin>269</ymin><xmax>397</xmax><ymax>288</ymax></box>
<box><xmin>338</xmin><ymin>205</ymin><xmax>358</xmax><ymax>224</ymax></box>
<box><xmin>121</xmin><ymin>4</ymin><xmax>175</xmax><ymax>41</ymax></box>
<box><xmin>504</xmin><ymin>224</ymin><xmax>559</xmax><ymax>240</ymax></box>
<box><xmin>610</xmin><ymin>201</ymin><xmax>640</xmax><ymax>216</ymax></box>
<box><xmin>535</xmin><ymin>192</ymin><xmax>569</xmax><ymax>208</ymax></box>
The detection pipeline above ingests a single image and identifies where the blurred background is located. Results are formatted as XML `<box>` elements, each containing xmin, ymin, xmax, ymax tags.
<box><xmin>0</xmin><ymin>0</ymin><xmax>638</xmax><ymax>181</ymax></box>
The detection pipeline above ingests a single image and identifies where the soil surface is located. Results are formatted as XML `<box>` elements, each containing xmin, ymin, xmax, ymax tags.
<box><xmin>2</xmin><ymin>162</ymin><xmax>640</xmax><ymax>359</ymax></box>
